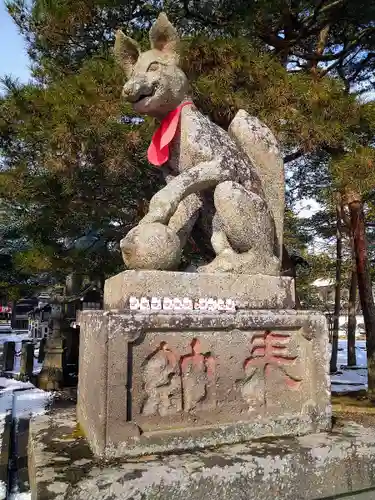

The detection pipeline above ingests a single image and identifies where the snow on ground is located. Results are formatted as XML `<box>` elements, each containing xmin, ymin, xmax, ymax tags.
<box><xmin>0</xmin><ymin>328</ymin><xmax>52</xmax><ymax>417</ymax></box>
<box><xmin>331</xmin><ymin>340</ymin><xmax>368</xmax><ymax>393</ymax></box>
<box><xmin>336</xmin><ymin>340</ymin><xmax>367</xmax><ymax>366</ymax></box>
<box><xmin>0</xmin><ymin>482</ymin><xmax>6</xmax><ymax>500</ymax></box>
<box><xmin>8</xmin><ymin>493</ymin><xmax>31</xmax><ymax>500</ymax></box>
<box><xmin>0</xmin><ymin>333</ymin><xmax>30</xmax><ymax>345</ymax></box>
<box><xmin>0</xmin><ymin>331</ymin><xmax>43</xmax><ymax>376</ymax></box>
<box><xmin>0</xmin><ymin>329</ymin><xmax>52</xmax><ymax>500</ymax></box>
<box><xmin>338</xmin><ymin>315</ymin><xmax>366</xmax><ymax>338</ymax></box>
<box><xmin>0</xmin><ymin>380</ymin><xmax>51</xmax><ymax>500</ymax></box>
<box><xmin>0</xmin><ymin>379</ymin><xmax>34</xmax><ymax>394</ymax></box>
<box><xmin>0</xmin><ymin>334</ymin><xmax>52</xmax><ymax>418</ymax></box>
<box><xmin>13</xmin><ymin>387</ymin><xmax>52</xmax><ymax>420</ymax></box>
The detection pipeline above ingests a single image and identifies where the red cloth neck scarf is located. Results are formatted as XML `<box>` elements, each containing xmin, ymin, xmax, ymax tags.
<box><xmin>147</xmin><ymin>101</ymin><xmax>193</xmax><ymax>166</ymax></box>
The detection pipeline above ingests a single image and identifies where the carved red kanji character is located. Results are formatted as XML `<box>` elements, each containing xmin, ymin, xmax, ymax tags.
<box><xmin>181</xmin><ymin>339</ymin><xmax>215</xmax><ymax>411</ymax></box>
<box><xmin>240</xmin><ymin>330</ymin><xmax>302</xmax><ymax>407</ymax></box>
<box><xmin>142</xmin><ymin>342</ymin><xmax>182</xmax><ymax>416</ymax></box>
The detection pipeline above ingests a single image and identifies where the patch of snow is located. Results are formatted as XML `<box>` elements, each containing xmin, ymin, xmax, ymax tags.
<box><xmin>0</xmin><ymin>479</ymin><xmax>6</xmax><ymax>500</ymax></box>
<box><xmin>9</xmin><ymin>492</ymin><xmax>31</xmax><ymax>500</ymax></box>
<box><xmin>331</xmin><ymin>369</ymin><xmax>367</xmax><ymax>385</ymax></box>
<box><xmin>312</xmin><ymin>278</ymin><xmax>334</xmax><ymax>287</ymax></box>
<box><xmin>13</xmin><ymin>388</ymin><xmax>52</xmax><ymax>419</ymax></box>
<box><xmin>0</xmin><ymin>333</ymin><xmax>43</xmax><ymax>376</ymax></box>
<box><xmin>335</xmin><ymin>340</ymin><xmax>367</xmax><ymax>367</ymax></box>
<box><xmin>0</xmin><ymin>333</ymin><xmax>30</xmax><ymax>344</ymax></box>
<box><xmin>0</xmin><ymin>332</ymin><xmax>52</xmax><ymax>500</ymax></box>
<box><xmin>0</xmin><ymin>378</ymin><xmax>34</xmax><ymax>394</ymax></box>
<box><xmin>337</xmin><ymin>315</ymin><xmax>366</xmax><ymax>338</ymax></box>
<box><xmin>331</xmin><ymin>340</ymin><xmax>368</xmax><ymax>393</ymax></box>
<box><xmin>0</xmin><ymin>393</ymin><xmax>15</xmax><ymax>424</ymax></box>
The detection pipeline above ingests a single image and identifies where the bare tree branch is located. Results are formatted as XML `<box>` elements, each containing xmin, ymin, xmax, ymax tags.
<box><xmin>293</xmin><ymin>26</ymin><xmax>375</xmax><ymax>63</ymax></box>
<box><xmin>284</xmin><ymin>149</ymin><xmax>305</xmax><ymax>163</ymax></box>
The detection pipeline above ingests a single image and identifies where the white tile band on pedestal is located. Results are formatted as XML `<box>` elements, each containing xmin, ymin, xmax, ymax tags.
<box><xmin>128</xmin><ymin>296</ymin><xmax>237</xmax><ymax>312</ymax></box>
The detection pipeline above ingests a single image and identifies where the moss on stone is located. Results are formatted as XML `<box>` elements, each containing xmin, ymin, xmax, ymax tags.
<box><xmin>61</xmin><ymin>423</ymin><xmax>85</xmax><ymax>440</ymax></box>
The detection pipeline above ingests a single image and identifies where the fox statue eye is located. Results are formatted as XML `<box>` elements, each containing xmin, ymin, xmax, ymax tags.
<box><xmin>147</xmin><ymin>62</ymin><xmax>160</xmax><ymax>72</ymax></box>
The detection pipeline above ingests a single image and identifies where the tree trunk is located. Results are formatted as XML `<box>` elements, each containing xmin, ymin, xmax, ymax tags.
<box><xmin>348</xmin><ymin>197</ymin><xmax>375</xmax><ymax>401</ymax></box>
<box><xmin>327</xmin><ymin>312</ymin><xmax>333</xmax><ymax>343</ymax></box>
<box><xmin>347</xmin><ymin>241</ymin><xmax>357</xmax><ymax>367</ymax></box>
<box><xmin>330</xmin><ymin>198</ymin><xmax>342</xmax><ymax>373</ymax></box>
<box><xmin>281</xmin><ymin>245</ymin><xmax>301</xmax><ymax>309</ymax></box>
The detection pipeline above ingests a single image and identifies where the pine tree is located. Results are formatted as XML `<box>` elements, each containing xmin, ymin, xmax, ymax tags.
<box><xmin>0</xmin><ymin>69</ymin><xmax>161</xmax><ymax>289</ymax></box>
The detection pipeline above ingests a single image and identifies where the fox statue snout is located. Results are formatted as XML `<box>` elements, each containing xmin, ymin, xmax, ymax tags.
<box><xmin>114</xmin><ymin>13</ymin><xmax>189</xmax><ymax>119</ymax></box>
<box><xmin>121</xmin><ymin>77</ymin><xmax>155</xmax><ymax>108</ymax></box>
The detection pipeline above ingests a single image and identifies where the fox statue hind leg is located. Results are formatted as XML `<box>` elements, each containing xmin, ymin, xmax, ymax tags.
<box><xmin>198</xmin><ymin>181</ymin><xmax>280</xmax><ymax>275</ymax></box>
<box><xmin>197</xmin><ymin>111</ymin><xmax>284</xmax><ymax>274</ymax></box>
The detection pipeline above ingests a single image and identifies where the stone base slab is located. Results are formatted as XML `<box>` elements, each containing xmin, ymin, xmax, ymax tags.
<box><xmin>29</xmin><ymin>407</ymin><xmax>375</xmax><ymax>500</ymax></box>
<box><xmin>77</xmin><ymin>309</ymin><xmax>330</xmax><ymax>458</ymax></box>
<box><xmin>103</xmin><ymin>270</ymin><xmax>295</xmax><ymax>310</ymax></box>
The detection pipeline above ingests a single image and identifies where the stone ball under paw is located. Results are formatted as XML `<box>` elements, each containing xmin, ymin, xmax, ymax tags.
<box><xmin>120</xmin><ymin>223</ymin><xmax>181</xmax><ymax>270</ymax></box>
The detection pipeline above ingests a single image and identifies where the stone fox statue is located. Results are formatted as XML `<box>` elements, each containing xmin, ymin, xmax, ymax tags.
<box><xmin>114</xmin><ymin>13</ymin><xmax>285</xmax><ymax>275</ymax></box>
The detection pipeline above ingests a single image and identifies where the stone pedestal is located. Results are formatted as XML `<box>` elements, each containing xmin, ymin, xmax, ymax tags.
<box><xmin>104</xmin><ymin>270</ymin><xmax>296</xmax><ymax>310</ymax></box>
<box><xmin>77</xmin><ymin>270</ymin><xmax>331</xmax><ymax>458</ymax></box>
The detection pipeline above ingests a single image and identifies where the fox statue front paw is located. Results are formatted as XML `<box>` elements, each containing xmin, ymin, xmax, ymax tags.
<box><xmin>139</xmin><ymin>210</ymin><xmax>167</xmax><ymax>225</ymax></box>
<box><xmin>120</xmin><ymin>222</ymin><xmax>182</xmax><ymax>270</ymax></box>
<box><xmin>140</xmin><ymin>191</ymin><xmax>178</xmax><ymax>225</ymax></box>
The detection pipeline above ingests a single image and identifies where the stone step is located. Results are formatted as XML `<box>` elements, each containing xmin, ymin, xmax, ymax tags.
<box><xmin>0</xmin><ymin>411</ymin><xmax>11</xmax><ymax>500</ymax></box>
<box><xmin>29</xmin><ymin>406</ymin><xmax>375</xmax><ymax>500</ymax></box>
<box><xmin>8</xmin><ymin>416</ymin><xmax>31</xmax><ymax>498</ymax></box>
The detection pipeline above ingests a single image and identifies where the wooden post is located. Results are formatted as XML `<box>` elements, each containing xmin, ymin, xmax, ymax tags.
<box><xmin>20</xmin><ymin>342</ymin><xmax>34</xmax><ymax>379</ymax></box>
<box><xmin>3</xmin><ymin>341</ymin><xmax>15</xmax><ymax>372</ymax></box>
<box><xmin>38</xmin><ymin>337</ymin><xmax>47</xmax><ymax>363</ymax></box>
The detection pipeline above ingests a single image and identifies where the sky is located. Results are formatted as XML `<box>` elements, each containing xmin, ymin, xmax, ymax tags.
<box><xmin>0</xmin><ymin>1</ymin><xmax>31</xmax><ymax>85</ymax></box>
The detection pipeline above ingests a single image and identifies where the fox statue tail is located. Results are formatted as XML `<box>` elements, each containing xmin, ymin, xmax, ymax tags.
<box><xmin>228</xmin><ymin>110</ymin><xmax>285</xmax><ymax>260</ymax></box>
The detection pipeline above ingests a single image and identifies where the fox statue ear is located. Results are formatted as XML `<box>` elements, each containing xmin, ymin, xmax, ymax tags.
<box><xmin>114</xmin><ymin>30</ymin><xmax>140</xmax><ymax>77</ymax></box>
<box><xmin>149</xmin><ymin>13</ymin><xmax>179</xmax><ymax>59</ymax></box>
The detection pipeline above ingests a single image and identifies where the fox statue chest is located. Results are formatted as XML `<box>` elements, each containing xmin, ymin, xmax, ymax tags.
<box><xmin>166</xmin><ymin>106</ymin><xmax>259</xmax><ymax>190</ymax></box>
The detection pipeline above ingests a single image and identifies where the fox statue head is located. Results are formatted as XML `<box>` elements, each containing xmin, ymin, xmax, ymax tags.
<box><xmin>114</xmin><ymin>13</ymin><xmax>189</xmax><ymax>119</ymax></box>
